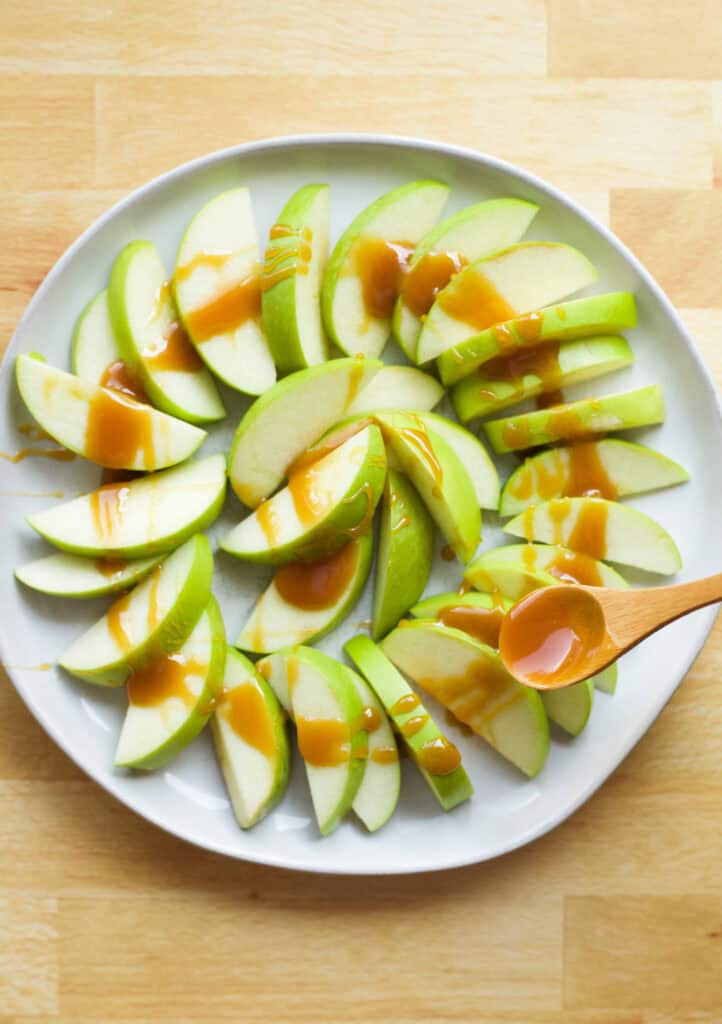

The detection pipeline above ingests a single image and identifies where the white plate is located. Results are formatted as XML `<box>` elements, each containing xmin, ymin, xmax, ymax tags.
<box><xmin>2</xmin><ymin>134</ymin><xmax>721</xmax><ymax>875</ymax></box>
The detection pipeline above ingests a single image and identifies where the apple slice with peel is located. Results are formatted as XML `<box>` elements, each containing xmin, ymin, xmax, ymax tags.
<box><xmin>372</xmin><ymin>469</ymin><xmax>434</xmax><ymax>640</ymax></box>
<box><xmin>437</xmin><ymin>291</ymin><xmax>637</xmax><ymax>386</ymax></box>
<box><xmin>464</xmin><ymin>559</ymin><xmax>559</xmax><ymax>602</ymax></box>
<box><xmin>452</xmin><ymin>335</ymin><xmax>634</xmax><ymax>423</ymax></box>
<box><xmin>28</xmin><ymin>454</ymin><xmax>226</xmax><ymax>558</ymax></box>
<box><xmin>505</xmin><ymin>497</ymin><xmax>681</xmax><ymax>574</ymax></box>
<box><xmin>211</xmin><ymin>648</ymin><xmax>290</xmax><ymax>828</ymax></box>
<box><xmin>71</xmin><ymin>291</ymin><xmax>123</xmax><ymax>383</ymax></box>
<box><xmin>499</xmin><ymin>440</ymin><xmax>689</xmax><ymax>517</ymax></box>
<box><xmin>15</xmin><ymin>551</ymin><xmax>163</xmax><ymax>599</ymax></box>
<box><xmin>235</xmin><ymin>533</ymin><xmax>373</xmax><ymax>653</ymax></box>
<box><xmin>256</xmin><ymin>651</ymin><xmax>294</xmax><ymax>715</ymax></box>
<box><xmin>412</xmin><ymin>411</ymin><xmax>500</xmax><ymax>510</ymax></box>
<box><xmin>380</xmin><ymin>620</ymin><xmax>549</xmax><ymax>778</ymax></box>
<box><xmin>115</xmin><ymin>597</ymin><xmax>226</xmax><ymax>771</ymax></box>
<box><xmin>392</xmin><ymin>197</ymin><xmax>539</xmax><ymax>359</ymax></box>
<box><xmin>345</xmin><ymin>635</ymin><xmax>473</xmax><ymax>811</ymax></box>
<box><xmin>174</xmin><ymin>188</ymin><xmax>275</xmax><ymax>395</ymax></box>
<box><xmin>417</xmin><ymin>242</ymin><xmax>598</xmax><ymax>365</ymax></box>
<box><xmin>346</xmin><ymin>366</ymin><xmax>444</xmax><ymax>416</ymax></box>
<box><xmin>228</xmin><ymin>356</ymin><xmax>381</xmax><ymax>508</ymax></box>
<box><xmin>322</xmin><ymin>180</ymin><xmax>450</xmax><ymax>358</ymax></box>
<box><xmin>262</xmin><ymin>184</ymin><xmax>330</xmax><ymax>373</ymax></box>
<box><xmin>467</xmin><ymin>543</ymin><xmax>628</xmax><ymax>589</ymax></box>
<box><xmin>288</xmin><ymin>647</ymin><xmax>367</xmax><ymax>836</ymax></box>
<box><xmin>484</xmin><ymin>384</ymin><xmax>665</xmax><ymax>454</ymax></box>
<box><xmin>15</xmin><ymin>355</ymin><xmax>206</xmax><ymax>470</ymax></box>
<box><xmin>594</xmin><ymin>663</ymin><xmax>618</xmax><ymax>695</ymax></box>
<box><xmin>377</xmin><ymin>412</ymin><xmax>480</xmax><ymax>563</ymax></box>
<box><xmin>220</xmin><ymin>425</ymin><xmax>386</xmax><ymax>566</ymax></box>
<box><xmin>59</xmin><ymin>533</ymin><xmax>213</xmax><ymax>686</ymax></box>
<box><xmin>541</xmin><ymin>679</ymin><xmax>594</xmax><ymax>738</ymax></box>
<box><xmin>411</xmin><ymin>590</ymin><xmax>513</xmax><ymax>619</ymax></box>
<box><xmin>108</xmin><ymin>240</ymin><xmax>225</xmax><ymax>424</ymax></box>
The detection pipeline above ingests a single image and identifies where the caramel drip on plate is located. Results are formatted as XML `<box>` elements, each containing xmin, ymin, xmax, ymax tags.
<box><xmin>0</xmin><ymin>446</ymin><xmax>75</xmax><ymax>464</ymax></box>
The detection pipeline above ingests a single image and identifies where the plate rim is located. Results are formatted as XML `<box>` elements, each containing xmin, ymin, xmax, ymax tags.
<box><xmin>2</xmin><ymin>131</ymin><xmax>720</xmax><ymax>875</ymax></box>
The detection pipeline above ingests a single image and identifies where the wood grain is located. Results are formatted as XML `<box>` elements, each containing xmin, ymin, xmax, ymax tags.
<box><xmin>2</xmin><ymin>0</ymin><xmax>722</xmax><ymax>1019</ymax></box>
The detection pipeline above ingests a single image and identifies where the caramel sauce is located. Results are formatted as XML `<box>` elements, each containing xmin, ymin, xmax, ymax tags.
<box><xmin>439</xmin><ymin>269</ymin><xmax>515</xmax><ymax>330</ymax></box>
<box><xmin>0</xmin><ymin>446</ymin><xmax>75</xmax><ymax>464</ymax></box>
<box><xmin>185</xmin><ymin>268</ymin><xmax>261</xmax><ymax>342</ymax></box>
<box><xmin>269</xmin><ymin>223</ymin><xmax>312</xmax><ymax>242</ymax></box>
<box><xmin>390</xmin><ymin>692</ymin><xmax>420</xmax><ymax>716</ymax></box>
<box><xmin>354</xmin><ymin>238</ymin><xmax>414</xmax><ymax>319</ymax></box>
<box><xmin>444</xmin><ymin>708</ymin><xmax>474</xmax><ymax>736</ymax></box>
<box><xmin>175</xmin><ymin>250</ymin><xmax>233</xmax><ymax>282</ymax></box>
<box><xmin>548</xmin><ymin>497</ymin><xmax>572</xmax><ymax>545</ymax></box>
<box><xmin>296</xmin><ymin>717</ymin><xmax>350</xmax><ymax>767</ymax></box>
<box><xmin>107</xmin><ymin>592</ymin><xmax>132</xmax><ymax>651</ymax></box>
<box><xmin>354</xmin><ymin>743</ymin><xmax>369</xmax><ymax>760</ymax></box>
<box><xmin>371</xmin><ymin>745</ymin><xmax>399</xmax><ymax>765</ymax></box>
<box><xmin>100</xmin><ymin>360</ymin><xmax>148</xmax><ymax>402</ymax></box>
<box><xmin>288</xmin><ymin>463</ymin><xmax>333</xmax><ymax>527</ymax></box>
<box><xmin>90</xmin><ymin>482</ymin><xmax>130</xmax><ymax>539</ymax></box>
<box><xmin>95</xmin><ymin>557</ymin><xmax>128</xmax><ymax>579</ymax></box>
<box><xmin>142</xmin><ymin>320</ymin><xmax>203</xmax><ymax>374</ymax></box>
<box><xmin>391</xmin><ymin>515</ymin><xmax>411</xmax><ymax>535</ymax></box>
<box><xmin>223</xmin><ymin>682</ymin><xmax>276</xmax><ymax>757</ymax></box>
<box><xmin>18</xmin><ymin>423</ymin><xmax>53</xmax><ymax>441</ymax></box>
<box><xmin>397</xmin><ymin>426</ymin><xmax>443</xmax><ymax>497</ymax></box>
<box><xmin>127</xmin><ymin>651</ymin><xmax>202</xmax><ymax>708</ymax></box>
<box><xmin>501</xmin><ymin>419</ymin><xmax>532</xmax><ymax>451</ymax></box>
<box><xmin>457</xmin><ymin>577</ymin><xmax>473</xmax><ymax>596</ymax></box>
<box><xmin>567</xmin><ymin>498</ymin><xmax>609</xmax><ymax>561</ymax></box>
<box><xmin>261</xmin><ymin>264</ymin><xmax>309</xmax><ymax>291</ymax></box>
<box><xmin>402</xmin><ymin>250</ymin><xmax>467</xmax><ymax>317</ymax></box>
<box><xmin>544</xmin><ymin>407</ymin><xmax>591</xmax><ymax>442</ymax></box>
<box><xmin>401</xmin><ymin>714</ymin><xmax>429</xmax><ymax>738</ymax></box>
<box><xmin>275</xmin><ymin>541</ymin><xmax>359</xmax><ymax>610</ymax></box>
<box><xmin>536</xmin><ymin>389</ymin><xmax>564</xmax><ymax>410</ymax></box>
<box><xmin>342</xmin><ymin>481</ymin><xmax>377</xmax><ymax>540</ymax></box>
<box><xmin>346</xmin><ymin>354</ymin><xmax>367</xmax><ymax>408</ymax></box>
<box><xmin>85</xmin><ymin>388</ymin><xmax>155</xmax><ymax>468</ymax></box>
<box><xmin>566</xmin><ymin>442</ymin><xmax>619</xmax><ymax>500</ymax></box>
<box><xmin>418</xmin><ymin>654</ymin><xmax>515</xmax><ymax>738</ymax></box>
<box><xmin>358</xmin><ymin>705</ymin><xmax>383</xmax><ymax>734</ymax></box>
<box><xmin>437</xmin><ymin>605</ymin><xmax>505</xmax><ymax>648</ymax></box>
<box><xmin>522</xmin><ymin>544</ymin><xmax>537</xmax><ymax>571</ymax></box>
<box><xmin>441</xmin><ymin>543</ymin><xmax>456</xmax><ymax>562</ymax></box>
<box><xmin>547</xmin><ymin>549</ymin><xmax>604</xmax><ymax>587</ymax></box>
<box><xmin>285</xmin><ymin>419</ymin><xmax>371</xmax><ymax>478</ymax></box>
<box><xmin>479</xmin><ymin>341</ymin><xmax>561</xmax><ymax>396</ymax></box>
<box><xmin>417</xmin><ymin>736</ymin><xmax>461</xmax><ymax>776</ymax></box>
<box><xmin>255</xmin><ymin>496</ymin><xmax>282</xmax><ymax>547</ymax></box>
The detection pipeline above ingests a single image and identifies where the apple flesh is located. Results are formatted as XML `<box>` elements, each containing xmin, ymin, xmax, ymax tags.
<box><xmin>115</xmin><ymin>597</ymin><xmax>226</xmax><ymax>770</ymax></box>
<box><xmin>228</xmin><ymin>356</ymin><xmax>381</xmax><ymax>508</ymax></box>
<box><xmin>71</xmin><ymin>290</ymin><xmax>122</xmax><ymax>383</ymax></box>
<box><xmin>174</xmin><ymin>188</ymin><xmax>275</xmax><ymax>395</ymax></box>
<box><xmin>411</xmin><ymin>411</ymin><xmax>500</xmax><ymax>510</ymax></box>
<box><xmin>410</xmin><ymin>590</ymin><xmax>513</xmax><ymax>619</ymax></box>
<box><xmin>452</xmin><ymin>334</ymin><xmax>634</xmax><ymax>423</ymax></box>
<box><xmin>417</xmin><ymin>242</ymin><xmax>599</xmax><ymax>365</ymax></box>
<box><xmin>15</xmin><ymin>551</ymin><xmax>163</xmax><ymax>599</ymax></box>
<box><xmin>322</xmin><ymin>180</ymin><xmax>449</xmax><ymax>358</ymax></box>
<box><xmin>541</xmin><ymin>679</ymin><xmax>594</xmax><ymax>737</ymax></box>
<box><xmin>499</xmin><ymin>439</ymin><xmax>689</xmax><ymax>516</ymax></box>
<box><xmin>483</xmin><ymin>384</ymin><xmax>665</xmax><ymax>454</ymax></box>
<box><xmin>28</xmin><ymin>454</ymin><xmax>227</xmax><ymax>558</ymax></box>
<box><xmin>59</xmin><ymin>533</ymin><xmax>213</xmax><ymax>686</ymax></box>
<box><xmin>15</xmin><ymin>355</ymin><xmax>206</xmax><ymax>470</ymax></box>
<box><xmin>211</xmin><ymin>648</ymin><xmax>290</xmax><ymax>828</ymax></box>
<box><xmin>467</xmin><ymin>543</ymin><xmax>628</xmax><ymax>589</ymax></box>
<box><xmin>346</xmin><ymin>365</ymin><xmax>444</xmax><ymax>416</ymax></box>
<box><xmin>262</xmin><ymin>183</ymin><xmax>330</xmax><ymax>373</ymax></box>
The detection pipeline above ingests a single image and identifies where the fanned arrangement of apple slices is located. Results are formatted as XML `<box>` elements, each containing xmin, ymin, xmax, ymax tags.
<box><xmin>11</xmin><ymin>176</ymin><xmax>691</xmax><ymax>838</ymax></box>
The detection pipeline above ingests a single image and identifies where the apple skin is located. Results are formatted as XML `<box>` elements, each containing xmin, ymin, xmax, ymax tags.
<box><xmin>114</xmin><ymin>596</ymin><xmax>227</xmax><ymax>771</ymax></box>
<box><xmin>372</xmin><ymin>469</ymin><xmax>434</xmax><ymax>640</ymax></box>
<box><xmin>71</xmin><ymin>290</ymin><xmax>122</xmax><ymax>383</ymax></box>
<box><xmin>467</xmin><ymin>544</ymin><xmax>628</xmax><ymax>590</ymax></box>
<box><xmin>483</xmin><ymin>384</ymin><xmax>665</xmax><ymax>454</ymax></box>
<box><xmin>58</xmin><ymin>533</ymin><xmax>214</xmax><ymax>687</ymax></box>
<box><xmin>541</xmin><ymin>679</ymin><xmax>594</xmax><ymax>738</ymax></box>
<box><xmin>262</xmin><ymin>183</ymin><xmax>330</xmax><ymax>374</ymax></box>
<box><xmin>228</xmin><ymin>356</ymin><xmax>381</xmax><ymax>508</ymax></box>
<box><xmin>410</xmin><ymin>590</ymin><xmax>512</xmax><ymax>619</ymax></box>
<box><xmin>438</xmin><ymin>291</ymin><xmax>637</xmax><ymax>386</ymax></box>
<box><xmin>15</xmin><ymin>551</ymin><xmax>164</xmax><ymax>599</ymax></box>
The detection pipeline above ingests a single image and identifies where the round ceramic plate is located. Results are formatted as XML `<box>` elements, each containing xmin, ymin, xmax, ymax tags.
<box><xmin>2</xmin><ymin>134</ymin><xmax>721</xmax><ymax>874</ymax></box>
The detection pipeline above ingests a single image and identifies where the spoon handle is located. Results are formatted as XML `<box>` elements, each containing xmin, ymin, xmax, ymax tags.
<box><xmin>601</xmin><ymin>571</ymin><xmax>722</xmax><ymax>648</ymax></box>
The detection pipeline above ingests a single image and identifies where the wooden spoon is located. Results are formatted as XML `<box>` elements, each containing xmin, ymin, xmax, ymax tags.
<box><xmin>498</xmin><ymin>575</ymin><xmax>722</xmax><ymax>690</ymax></box>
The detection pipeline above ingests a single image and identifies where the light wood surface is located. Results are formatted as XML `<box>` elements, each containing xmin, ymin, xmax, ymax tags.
<box><xmin>1</xmin><ymin>2</ymin><xmax>722</xmax><ymax>1018</ymax></box>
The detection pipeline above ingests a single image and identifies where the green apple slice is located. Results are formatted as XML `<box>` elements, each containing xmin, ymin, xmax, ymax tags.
<box><xmin>289</xmin><ymin>647</ymin><xmax>367</xmax><ymax>836</ymax></box>
<box><xmin>221</xmin><ymin>424</ymin><xmax>386</xmax><ymax>566</ymax></box>
<box><xmin>108</xmin><ymin>240</ymin><xmax>225</xmax><ymax>424</ymax></box>
<box><xmin>228</xmin><ymin>356</ymin><xmax>381</xmax><ymax>508</ymax></box>
<box><xmin>464</xmin><ymin>560</ymin><xmax>560</xmax><ymax>601</ymax></box>
<box><xmin>59</xmin><ymin>533</ymin><xmax>213</xmax><ymax>686</ymax></box>
<box><xmin>417</xmin><ymin>242</ymin><xmax>599</xmax><ymax>365</ymax></box>
<box><xmin>236</xmin><ymin>533</ymin><xmax>374</xmax><ymax>653</ymax></box>
<box><xmin>345</xmin><ymin>365</ymin><xmax>444</xmax><ymax>416</ymax></box>
<box><xmin>321</xmin><ymin>180</ymin><xmax>450</xmax><ymax>358</ymax></box>
<box><xmin>372</xmin><ymin>469</ymin><xmax>434</xmax><ymax>640</ymax></box>
<box><xmin>174</xmin><ymin>188</ymin><xmax>275</xmax><ymax>395</ymax></box>
<box><xmin>410</xmin><ymin>590</ymin><xmax>513</xmax><ymax>619</ymax></box>
<box><xmin>412</xmin><ymin>411</ymin><xmax>500</xmax><ymax>510</ymax></box>
<box><xmin>344</xmin><ymin>635</ymin><xmax>473</xmax><ymax>811</ymax></box>
<box><xmin>115</xmin><ymin>596</ymin><xmax>226</xmax><ymax>770</ymax></box>
<box><xmin>261</xmin><ymin>184</ymin><xmax>330</xmax><ymax>373</ymax></box>
<box><xmin>467</xmin><ymin>543</ymin><xmax>628</xmax><ymax>589</ymax></box>
<box><xmin>377</xmin><ymin>413</ymin><xmax>480</xmax><ymax>563</ymax></box>
<box><xmin>437</xmin><ymin>291</ymin><xmax>637</xmax><ymax>386</ymax></box>
<box><xmin>71</xmin><ymin>290</ymin><xmax>122</xmax><ymax>383</ymax></box>
<box><xmin>15</xmin><ymin>551</ymin><xmax>163</xmax><ymax>599</ymax></box>
<box><xmin>499</xmin><ymin>440</ymin><xmax>689</xmax><ymax>516</ymax></box>
<box><xmin>15</xmin><ymin>355</ymin><xmax>206</xmax><ymax>470</ymax></box>
<box><xmin>505</xmin><ymin>497</ymin><xmax>681</xmax><ymax>574</ymax></box>
<box><xmin>256</xmin><ymin>651</ymin><xmax>294</xmax><ymax>715</ymax></box>
<box><xmin>541</xmin><ymin>679</ymin><xmax>594</xmax><ymax>738</ymax></box>
<box><xmin>452</xmin><ymin>335</ymin><xmax>634</xmax><ymax>423</ymax></box>
<box><xmin>28</xmin><ymin>454</ymin><xmax>226</xmax><ymax>558</ymax></box>
<box><xmin>594</xmin><ymin>662</ymin><xmax>618</xmax><ymax>695</ymax></box>
<box><xmin>211</xmin><ymin>648</ymin><xmax>290</xmax><ymax>828</ymax></box>
<box><xmin>483</xmin><ymin>384</ymin><xmax>665</xmax><ymax>454</ymax></box>
<box><xmin>380</xmin><ymin>621</ymin><xmax>549</xmax><ymax>778</ymax></box>
<box><xmin>392</xmin><ymin>197</ymin><xmax>539</xmax><ymax>359</ymax></box>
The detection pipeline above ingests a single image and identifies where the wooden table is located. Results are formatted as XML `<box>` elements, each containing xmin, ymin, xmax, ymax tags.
<box><xmin>2</xmin><ymin>1</ymin><xmax>722</xmax><ymax>1018</ymax></box>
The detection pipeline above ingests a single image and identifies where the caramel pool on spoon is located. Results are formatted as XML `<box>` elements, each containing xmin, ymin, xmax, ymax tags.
<box><xmin>499</xmin><ymin>573</ymin><xmax>722</xmax><ymax>690</ymax></box>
